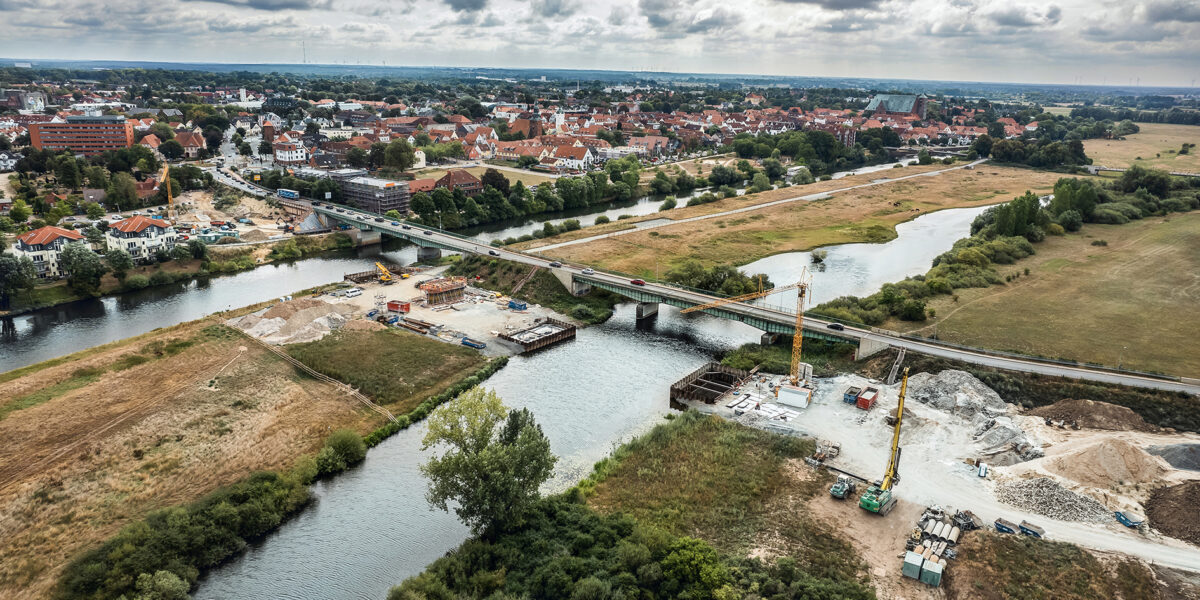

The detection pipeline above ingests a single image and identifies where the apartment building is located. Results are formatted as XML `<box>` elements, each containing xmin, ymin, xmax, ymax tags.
<box><xmin>29</xmin><ymin>115</ymin><xmax>134</xmax><ymax>156</ymax></box>
<box><xmin>339</xmin><ymin>176</ymin><xmax>410</xmax><ymax>214</ymax></box>
<box><xmin>11</xmin><ymin>226</ymin><xmax>86</xmax><ymax>279</ymax></box>
<box><xmin>105</xmin><ymin>216</ymin><xmax>177</xmax><ymax>261</ymax></box>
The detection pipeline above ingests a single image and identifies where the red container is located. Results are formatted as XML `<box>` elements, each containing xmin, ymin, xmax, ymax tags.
<box><xmin>387</xmin><ymin>300</ymin><xmax>410</xmax><ymax>313</ymax></box>
<box><xmin>856</xmin><ymin>396</ymin><xmax>875</xmax><ymax>410</ymax></box>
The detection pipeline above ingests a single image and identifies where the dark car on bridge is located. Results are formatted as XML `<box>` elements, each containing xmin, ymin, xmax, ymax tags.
<box><xmin>827</xmin><ymin>323</ymin><xmax>845</xmax><ymax>331</ymax></box>
<box><xmin>401</xmin><ymin>225</ymin><xmax>411</xmax><ymax>230</ymax></box>
<box><xmin>375</xmin><ymin>217</ymin><xmax>385</xmax><ymax>222</ymax></box>
<box><xmin>630</xmin><ymin>279</ymin><xmax>646</xmax><ymax>286</ymax></box>
<box><xmin>423</xmin><ymin>230</ymin><xmax>433</xmax><ymax>235</ymax></box>
<box><xmin>489</xmin><ymin>250</ymin><xmax>500</xmax><ymax>256</ymax></box>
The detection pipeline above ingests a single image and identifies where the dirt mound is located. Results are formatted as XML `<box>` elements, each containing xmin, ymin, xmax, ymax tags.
<box><xmin>995</xmin><ymin>476</ymin><xmax>1110</xmax><ymax>522</ymax></box>
<box><xmin>343</xmin><ymin>319</ymin><xmax>387</xmax><ymax>332</ymax></box>
<box><xmin>263</xmin><ymin>297</ymin><xmax>329</xmax><ymax>320</ymax></box>
<box><xmin>1147</xmin><ymin>481</ymin><xmax>1200</xmax><ymax>545</ymax></box>
<box><xmin>1149</xmin><ymin>444</ymin><xmax>1200</xmax><ymax>472</ymax></box>
<box><xmin>1029</xmin><ymin>399</ymin><xmax>1156</xmax><ymax>432</ymax></box>
<box><xmin>1047</xmin><ymin>439</ymin><xmax>1168</xmax><ymax>489</ymax></box>
<box><xmin>240</xmin><ymin>229</ymin><xmax>269</xmax><ymax>242</ymax></box>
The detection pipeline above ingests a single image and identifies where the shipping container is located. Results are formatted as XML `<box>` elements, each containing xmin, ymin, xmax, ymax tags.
<box><xmin>387</xmin><ymin>300</ymin><xmax>411</xmax><ymax>313</ymax></box>
<box><xmin>856</xmin><ymin>387</ymin><xmax>879</xmax><ymax>410</ymax></box>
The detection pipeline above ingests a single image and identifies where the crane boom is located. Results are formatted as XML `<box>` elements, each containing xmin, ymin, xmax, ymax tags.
<box><xmin>881</xmin><ymin>367</ymin><xmax>909</xmax><ymax>491</ymax></box>
<box><xmin>789</xmin><ymin>283</ymin><xmax>807</xmax><ymax>386</ymax></box>
<box><xmin>679</xmin><ymin>281</ymin><xmax>800</xmax><ymax>314</ymax></box>
<box><xmin>376</xmin><ymin>262</ymin><xmax>394</xmax><ymax>284</ymax></box>
<box><xmin>158</xmin><ymin>164</ymin><xmax>174</xmax><ymax>221</ymax></box>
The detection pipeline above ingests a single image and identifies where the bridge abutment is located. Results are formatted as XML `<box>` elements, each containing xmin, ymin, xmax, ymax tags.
<box><xmin>416</xmin><ymin>246</ymin><xmax>442</xmax><ymax>262</ymax></box>
<box><xmin>855</xmin><ymin>337</ymin><xmax>890</xmax><ymax>360</ymax></box>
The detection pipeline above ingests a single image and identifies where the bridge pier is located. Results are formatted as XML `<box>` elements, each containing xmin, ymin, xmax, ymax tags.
<box><xmin>417</xmin><ymin>246</ymin><xmax>442</xmax><ymax>262</ymax></box>
<box><xmin>636</xmin><ymin>302</ymin><xmax>659</xmax><ymax>320</ymax></box>
<box><xmin>855</xmin><ymin>337</ymin><xmax>890</xmax><ymax>360</ymax></box>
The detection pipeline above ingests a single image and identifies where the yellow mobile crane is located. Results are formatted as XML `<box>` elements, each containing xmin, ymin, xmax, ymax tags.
<box><xmin>376</xmin><ymin>262</ymin><xmax>395</xmax><ymax>285</ymax></box>
<box><xmin>680</xmin><ymin>269</ymin><xmax>813</xmax><ymax>389</ymax></box>
<box><xmin>859</xmin><ymin>367</ymin><xmax>909</xmax><ymax>516</ymax></box>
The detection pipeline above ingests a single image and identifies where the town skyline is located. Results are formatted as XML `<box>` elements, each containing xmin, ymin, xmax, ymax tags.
<box><xmin>1</xmin><ymin>0</ymin><xmax>1198</xmax><ymax>87</ymax></box>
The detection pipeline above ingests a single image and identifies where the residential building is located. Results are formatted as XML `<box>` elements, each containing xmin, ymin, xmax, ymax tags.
<box><xmin>2</xmin><ymin>89</ymin><xmax>47</xmax><ymax>111</ymax></box>
<box><xmin>434</xmin><ymin>169</ymin><xmax>483</xmax><ymax>197</ymax></box>
<box><xmin>11</xmin><ymin>226</ymin><xmax>86</xmax><ymax>279</ymax></box>
<box><xmin>105</xmin><ymin>215</ymin><xmax>177</xmax><ymax>261</ymax></box>
<box><xmin>408</xmin><ymin>178</ymin><xmax>436</xmax><ymax>194</ymax></box>
<box><xmin>551</xmin><ymin>145</ymin><xmax>594</xmax><ymax>170</ymax></box>
<box><xmin>0</xmin><ymin>149</ymin><xmax>22</xmax><ymax>172</ymax></box>
<box><xmin>174</xmin><ymin>131</ymin><xmax>206</xmax><ymax>158</ymax></box>
<box><xmin>273</xmin><ymin>140</ymin><xmax>308</xmax><ymax>165</ymax></box>
<box><xmin>339</xmin><ymin>176</ymin><xmax>410</xmax><ymax>214</ymax></box>
<box><xmin>865</xmin><ymin>94</ymin><xmax>928</xmax><ymax>120</ymax></box>
<box><xmin>29</xmin><ymin>115</ymin><xmax>134</xmax><ymax>156</ymax></box>
<box><xmin>413</xmin><ymin>149</ymin><xmax>426</xmax><ymax>169</ymax></box>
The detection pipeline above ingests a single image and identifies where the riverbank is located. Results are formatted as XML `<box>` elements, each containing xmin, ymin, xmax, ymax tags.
<box><xmin>526</xmin><ymin>164</ymin><xmax>1071</xmax><ymax>275</ymax></box>
<box><xmin>0</xmin><ymin>232</ymin><xmax>354</xmax><ymax>317</ymax></box>
<box><xmin>0</xmin><ymin>292</ymin><xmax>502</xmax><ymax>599</ymax></box>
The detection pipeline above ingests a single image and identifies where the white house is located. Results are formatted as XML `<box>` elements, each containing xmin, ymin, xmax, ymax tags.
<box><xmin>551</xmin><ymin>145</ymin><xmax>595</xmax><ymax>170</ymax></box>
<box><xmin>106</xmin><ymin>216</ymin><xmax>177</xmax><ymax>262</ymax></box>
<box><xmin>413</xmin><ymin>149</ymin><xmax>426</xmax><ymax>170</ymax></box>
<box><xmin>11</xmin><ymin>226</ymin><xmax>86</xmax><ymax>279</ymax></box>
<box><xmin>0</xmin><ymin>149</ymin><xmax>22</xmax><ymax>172</ymax></box>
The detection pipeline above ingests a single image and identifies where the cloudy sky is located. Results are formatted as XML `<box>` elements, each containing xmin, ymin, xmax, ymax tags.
<box><xmin>1</xmin><ymin>0</ymin><xmax>1197</xmax><ymax>86</ymax></box>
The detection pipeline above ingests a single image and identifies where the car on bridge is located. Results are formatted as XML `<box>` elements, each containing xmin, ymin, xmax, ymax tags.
<box><xmin>582</xmin><ymin>268</ymin><xmax>595</xmax><ymax>275</ymax></box>
<box><xmin>391</xmin><ymin>221</ymin><xmax>400</xmax><ymax>226</ymax></box>
<box><xmin>489</xmin><ymin>250</ymin><xmax>500</xmax><ymax>256</ymax></box>
<box><xmin>549</xmin><ymin>261</ymin><xmax>562</xmax><ymax>268</ymax></box>
<box><xmin>402</xmin><ymin>224</ymin><xmax>411</xmax><ymax>230</ymax></box>
<box><xmin>423</xmin><ymin>230</ymin><xmax>433</xmax><ymax>235</ymax></box>
<box><xmin>827</xmin><ymin>323</ymin><xmax>845</xmax><ymax>331</ymax></box>
<box><xmin>630</xmin><ymin>279</ymin><xmax>646</xmax><ymax>286</ymax></box>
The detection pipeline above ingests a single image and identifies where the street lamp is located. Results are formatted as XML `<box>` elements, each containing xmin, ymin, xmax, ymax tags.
<box><xmin>1118</xmin><ymin>345</ymin><xmax>1127</xmax><ymax>370</ymax></box>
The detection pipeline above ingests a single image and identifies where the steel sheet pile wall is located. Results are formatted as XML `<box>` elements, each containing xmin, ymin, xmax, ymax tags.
<box><xmin>669</xmin><ymin>362</ymin><xmax>749</xmax><ymax>403</ymax></box>
<box><xmin>499</xmin><ymin>318</ymin><xmax>577</xmax><ymax>353</ymax></box>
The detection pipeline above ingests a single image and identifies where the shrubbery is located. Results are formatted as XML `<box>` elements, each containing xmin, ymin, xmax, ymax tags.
<box><xmin>315</xmin><ymin>429</ymin><xmax>367</xmax><ymax>476</ymax></box>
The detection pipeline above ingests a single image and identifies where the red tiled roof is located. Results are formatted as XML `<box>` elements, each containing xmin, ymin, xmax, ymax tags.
<box><xmin>111</xmin><ymin>215</ymin><xmax>172</xmax><ymax>233</ymax></box>
<box><xmin>175</xmin><ymin>131</ymin><xmax>205</xmax><ymax>149</ymax></box>
<box><xmin>17</xmin><ymin>226</ymin><xmax>84</xmax><ymax>246</ymax></box>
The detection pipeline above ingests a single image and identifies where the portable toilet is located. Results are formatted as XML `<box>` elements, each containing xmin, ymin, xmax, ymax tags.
<box><xmin>919</xmin><ymin>561</ymin><xmax>943</xmax><ymax>587</ymax></box>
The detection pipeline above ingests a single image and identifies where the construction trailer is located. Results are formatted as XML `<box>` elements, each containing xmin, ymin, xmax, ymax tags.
<box><xmin>419</xmin><ymin>277</ymin><xmax>467</xmax><ymax>306</ymax></box>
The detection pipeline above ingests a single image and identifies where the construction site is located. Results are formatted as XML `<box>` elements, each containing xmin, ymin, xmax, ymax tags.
<box><xmin>226</xmin><ymin>263</ymin><xmax>578</xmax><ymax>356</ymax></box>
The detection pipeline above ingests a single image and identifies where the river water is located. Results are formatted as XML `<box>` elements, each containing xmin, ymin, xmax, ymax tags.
<box><xmin>0</xmin><ymin>191</ymin><xmax>987</xmax><ymax>598</ymax></box>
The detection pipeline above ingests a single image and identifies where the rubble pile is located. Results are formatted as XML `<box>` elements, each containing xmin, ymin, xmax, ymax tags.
<box><xmin>907</xmin><ymin>370</ymin><xmax>1009</xmax><ymax>418</ymax></box>
<box><xmin>1048</xmin><ymin>439</ymin><xmax>1168</xmax><ymax>489</ymax></box>
<box><xmin>1029</xmin><ymin>399</ymin><xmax>1157</xmax><ymax>432</ymax></box>
<box><xmin>229</xmin><ymin>298</ymin><xmax>353</xmax><ymax>344</ymax></box>
<box><xmin>995</xmin><ymin>477</ymin><xmax>1110</xmax><ymax>523</ymax></box>
<box><xmin>972</xmin><ymin>416</ymin><xmax>1044</xmax><ymax>465</ymax></box>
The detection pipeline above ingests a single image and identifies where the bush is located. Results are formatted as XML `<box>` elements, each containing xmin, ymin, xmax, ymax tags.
<box><xmin>149</xmin><ymin>271</ymin><xmax>174</xmax><ymax>286</ymax></box>
<box><xmin>1055</xmin><ymin>209</ymin><xmax>1083</xmax><ymax>232</ymax></box>
<box><xmin>120</xmin><ymin>272</ymin><xmax>149</xmax><ymax>290</ymax></box>
<box><xmin>1045</xmin><ymin>222</ymin><xmax>1066</xmax><ymax>236</ymax></box>
<box><xmin>594</xmin><ymin>215</ymin><xmax>610</xmax><ymax>225</ymax></box>
<box><xmin>659</xmin><ymin>197</ymin><xmax>677</xmax><ymax>211</ymax></box>
<box><xmin>1092</xmin><ymin>208</ymin><xmax>1129</xmax><ymax>224</ymax></box>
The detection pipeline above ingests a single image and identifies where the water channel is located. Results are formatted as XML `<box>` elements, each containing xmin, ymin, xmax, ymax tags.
<box><xmin>0</xmin><ymin>185</ymin><xmax>993</xmax><ymax>598</ymax></box>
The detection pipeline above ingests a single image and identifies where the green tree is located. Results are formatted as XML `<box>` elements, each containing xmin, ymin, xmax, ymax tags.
<box><xmin>346</xmin><ymin>147</ymin><xmax>369</xmax><ymax>168</ymax></box>
<box><xmin>84</xmin><ymin>166</ymin><xmax>109</xmax><ymax>189</ymax></box>
<box><xmin>384</xmin><ymin>139</ymin><xmax>416</xmax><ymax>170</ymax></box>
<box><xmin>316</xmin><ymin>429</ymin><xmax>367</xmax><ymax>475</ymax></box>
<box><xmin>410</xmin><ymin>192</ymin><xmax>437</xmax><ymax>223</ymax></box>
<box><xmin>0</xmin><ymin>254</ymin><xmax>37</xmax><ymax>310</ymax></box>
<box><xmin>257</xmin><ymin>138</ymin><xmax>273</xmax><ymax>156</ymax></box>
<box><xmin>761</xmin><ymin>157</ymin><xmax>786</xmax><ymax>180</ymax></box>
<box><xmin>421</xmin><ymin>387</ymin><xmax>556</xmax><ymax>536</ymax></box>
<box><xmin>238</xmin><ymin>142</ymin><xmax>252</xmax><ymax>156</ymax></box>
<box><xmin>85</xmin><ymin>201</ymin><xmax>105</xmax><ymax>220</ymax></box>
<box><xmin>105</xmin><ymin>247</ymin><xmax>134</xmax><ymax>282</ymax></box>
<box><xmin>480</xmin><ymin>168</ymin><xmax>510</xmax><ymax>196</ymax></box>
<box><xmin>749</xmin><ymin>172</ymin><xmax>772</xmax><ymax>193</ymax></box>
<box><xmin>60</xmin><ymin>242</ymin><xmax>106</xmax><ymax>293</ymax></box>
<box><xmin>83</xmin><ymin>226</ymin><xmax>105</xmax><ymax>246</ymax></box>
<box><xmin>9</xmin><ymin>198</ymin><xmax>32</xmax><ymax>223</ymax></box>
<box><xmin>130</xmin><ymin>570</ymin><xmax>190</xmax><ymax>600</ymax></box>
<box><xmin>385</xmin><ymin>209</ymin><xmax>403</xmax><ymax>220</ymax></box>
<box><xmin>917</xmin><ymin>149</ymin><xmax>932</xmax><ymax>165</ymax></box>
<box><xmin>159</xmin><ymin>140</ymin><xmax>184</xmax><ymax>161</ymax></box>
<box><xmin>57</xmin><ymin>158</ymin><xmax>81</xmax><ymax>189</ymax></box>
<box><xmin>169</xmin><ymin>244</ymin><xmax>192</xmax><ymax>261</ymax></box>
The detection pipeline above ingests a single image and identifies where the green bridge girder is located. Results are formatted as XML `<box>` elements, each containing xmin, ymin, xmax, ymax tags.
<box><xmin>583</xmin><ymin>278</ymin><xmax>849</xmax><ymax>343</ymax></box>
<box><xmin>314</xmin><ymin>209</ymin><xmax>463</xmax><ymax>251</ymax></box>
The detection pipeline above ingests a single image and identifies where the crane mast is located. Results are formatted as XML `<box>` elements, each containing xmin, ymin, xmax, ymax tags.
<box><xmin>881</xmin><ymin>367</ymin><xmax>908</xmax><ymax>491</ymax></box>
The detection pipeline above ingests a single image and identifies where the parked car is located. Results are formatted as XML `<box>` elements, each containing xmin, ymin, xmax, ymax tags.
<box><xmin>548</xmin><ymin>261</ymin><xmax>562</xmax><ymax>268</ymax></box>
<box><xmin>630</xmin><ymin>279</ymin><xmax>646</xmax><ymax>286</ymax></box>
<box><xmin>827</xmin><ymin>323</ymin><xmax>845</xmax><ymax>331</ymax></box>
<box><xmin>489</xmin><ymin>250</ymin><xmax>500</xmax><ymax>256</ymax></box>
<box><xmin>582</xmin><ymin>268</ymin><xmax>595</xmax><ymax>275</ymax></box>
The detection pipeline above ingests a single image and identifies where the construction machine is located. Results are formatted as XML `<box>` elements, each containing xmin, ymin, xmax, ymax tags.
<box><xmin>156</xmin><ymin>164</ymin><xmax>175</xmax><ymax>221</ymax></box>
<box><xmin>859</xmin><ymin>367</ymin><xmax>909</xmax><ymax>516</ymax></box>
<box><xmin>830</xmin><ymin>475</ymin><xmax>857</xmax><ymax>499</ymax></box>
<box><xmin>680</xmin><ymin>269</ymin><xmax>814</xmax><ymax>392</ymax></box>
<box><xmin>375</xmin><ymin>262</ymin><xmax>395</xmax><ymax>285</ymax></box>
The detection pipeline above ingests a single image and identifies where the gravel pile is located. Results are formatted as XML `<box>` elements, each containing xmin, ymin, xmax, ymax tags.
<box><xmin>995</xmin><ymin>477</ymin><xmax>1110</xmax><ymax>523</ymax></box>
<box><xmin>908</xmin><ymin>369</ymin><xmax>1010</xmax><ymax>418</ymax></box>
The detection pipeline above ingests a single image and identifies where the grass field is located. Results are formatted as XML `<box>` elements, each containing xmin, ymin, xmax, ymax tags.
<box><xmin>286</xmin><ymin>329</ymin><xmax>485</xmax><ymax>414</ymax></box>
<box><xmin>897</xmin><ymin>212</ymin><xmax>1200</xmax><ymax>376</ymax></box>
<box><xmin>584</xmin><ymin>411</ymin><xmax>872</xmax><ymax>590</ymax></box>
<box><xmin>412</xmin><ymin>165</ymin><xmax>554</xmax><ymax>187</ymax></box>
<box><xmin>0</xmin><ymin>322</ymin><xmax>378</xmax><ymax>599</ymax></box>
<box><xmin>535</xmin><ymin>165</ymin><xmax>1069</xmax><ymax>276</ymax></box>
<box><xmin>1085</xmin><ymin>122</ymin><xmax>1200</xmax><ymax>172</ymax></box>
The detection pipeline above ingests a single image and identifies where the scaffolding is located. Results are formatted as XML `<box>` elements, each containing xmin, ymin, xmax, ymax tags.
<box><xmin>419</xmin><ymin>277</ymin><xmax>467</xmax><ymax>306</ymax></box>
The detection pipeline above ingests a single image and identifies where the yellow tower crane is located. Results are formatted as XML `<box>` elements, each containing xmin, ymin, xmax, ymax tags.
<box><xmin>680</xmin><ymin>268</ymin><xmax>814</xmax><ymax>389</ymax></box>
<box><xmin>156</xmin><ymin>164</ymin><xmax>175</xmax><ymax>221</ymax></box>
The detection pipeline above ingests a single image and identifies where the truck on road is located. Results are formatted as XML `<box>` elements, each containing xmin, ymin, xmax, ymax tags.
<box><xmin>277</xmin><ymin>188</ymin><xmax>300</xmax><ymax>200</ymax></box>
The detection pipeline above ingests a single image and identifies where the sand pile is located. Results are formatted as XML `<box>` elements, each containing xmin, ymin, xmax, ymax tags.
<box><xmin>908</xmin><ymin>370</ymin><xmax>1009</xmax><ymax>418</ymax></box>
<box><xmin>995</xmin><ymin>477</ymin><xmax>1110</xmax><ymax>522</ymax></box>
<box><xmin>1029</xmin><ymin>399</ymin><xmax>1156</xmax><ymax>432</ymax></box>
<box><xmin>1047</xmin><ymin>439</ymin><xmax>1168</xmax><ymax>489</ymax></box>
<box><xmin>343</xmin><ymin>319</ymin><xmax>387</xmax><ymax>332</ymax></box>
<box><xmin>231</xmin><ymin>298</ymin><xmax>352</xmax><ymax>344</ymax></box>
<box><xmin>240</xmin><ymin>229</ymin><xmax>269</xmax><ymax>242</ymax></box>
<box><xmin>1147</xmin><ymin>481</ymin><xmax>1200</xmax><ymax>545</ymax></box>
<box><xmin>1149</xmin><ymin>444</ymin><xmax>1200</xmax><ymax>472</ymax></box>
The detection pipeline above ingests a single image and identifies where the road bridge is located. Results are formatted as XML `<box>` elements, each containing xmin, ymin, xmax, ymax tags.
<box><xmin>312</xmin><ymin>203</ymin><xmax>1199</xmax><ymax>396</ymax></box>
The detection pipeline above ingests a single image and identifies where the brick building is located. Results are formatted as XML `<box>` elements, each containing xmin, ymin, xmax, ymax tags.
<box><xmin>30</xmin><ymin>115</ymin><xmax>135</xmax><ymax>156</ymax></box>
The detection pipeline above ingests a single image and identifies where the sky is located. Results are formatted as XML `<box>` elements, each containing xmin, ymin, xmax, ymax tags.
<box><xmin>0</xmin><ymin>0</ymin><xmax>1198</xmax><ymax>87</ymax></box>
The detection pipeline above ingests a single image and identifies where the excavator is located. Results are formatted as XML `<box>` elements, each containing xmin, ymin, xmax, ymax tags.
<box><xmin>376</xmin><ymin>262</ymin><xmax>395</xmax><ymax>285</ymax></box>
<box><xmin>859</xmin><ymin>367</ymin><xmax>909</xmax><ymax>516</ymax></box>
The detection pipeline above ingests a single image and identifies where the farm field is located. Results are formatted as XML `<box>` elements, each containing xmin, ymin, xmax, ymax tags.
<box><xmin>895</xmin><ymin>212</ymin><xmax>1200</xmax><ymax>376</ymax></box>
<box><xmin>1085</xmin><ymin>122</ymin><xmax>1200</xmax><ymax>172</ymax></box>
<box><xmin>535</xmin><ymin>165</ymin><xmax>1069</xmax><ymax>275</ymax></box>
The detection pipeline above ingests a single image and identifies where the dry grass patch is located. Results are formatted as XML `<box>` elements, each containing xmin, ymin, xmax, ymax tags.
<box><xmin>541</xmin><ymin>166</ymin><xmax>1068</xmax><ymax>275</ymax></box>
<box><xmin>1085</xmin><ymin>123</ymin><xmax>1200</xmax><ymax>172</ymax></box>
<box><xmin>0</xmin><ymin>323</ymin><xmax>378</xmax><ymax>600</ymax></box>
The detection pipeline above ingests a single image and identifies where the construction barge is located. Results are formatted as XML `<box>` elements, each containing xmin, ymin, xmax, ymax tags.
<box><xmin>498</xmin><ymin>318</ymin><xmax>576</xmax><ymax>353</ymax></box>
